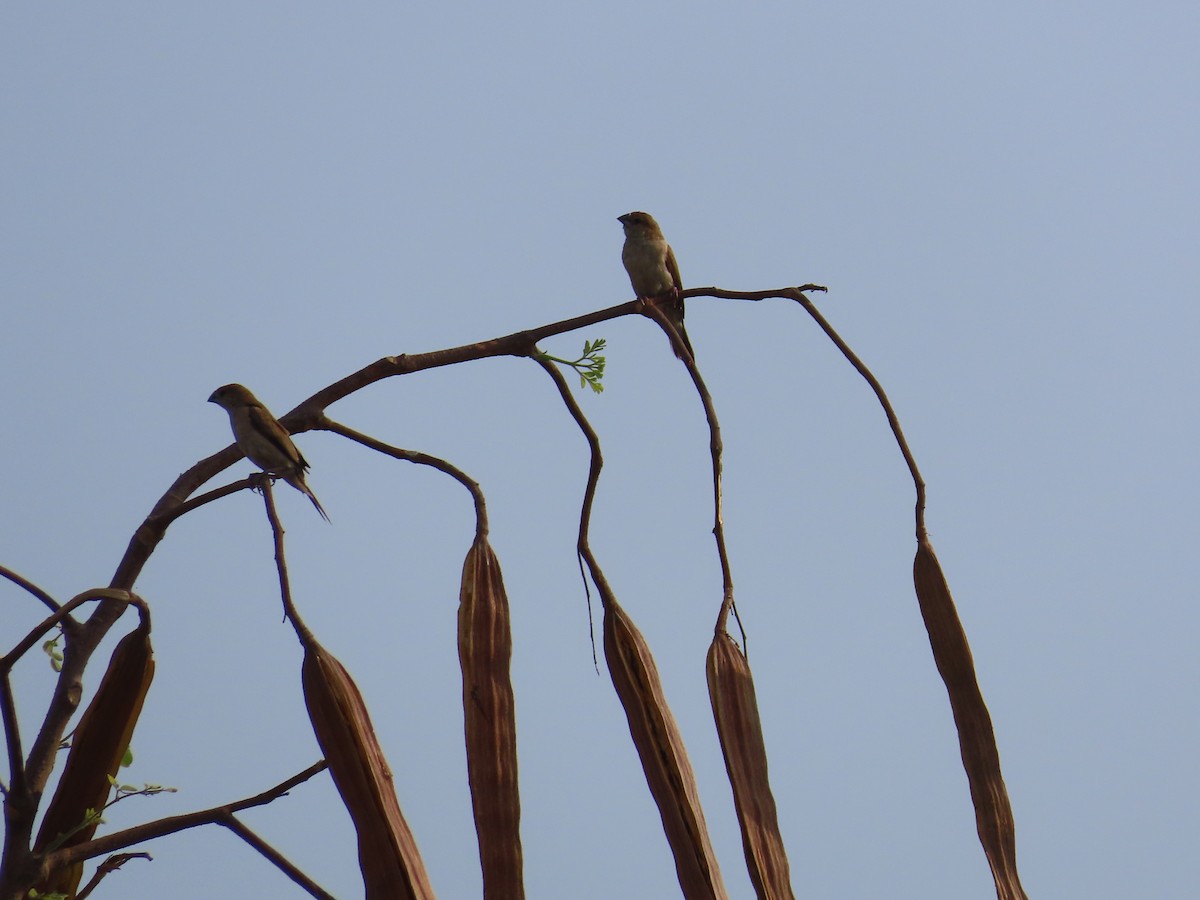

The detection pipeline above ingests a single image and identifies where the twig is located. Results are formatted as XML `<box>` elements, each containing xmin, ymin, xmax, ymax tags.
<box><xmin>2</xmin><ymin>591</ymin><xmax>144</xmax><ymax>672</ymax></box>
<box><xmin>697</xmin><ymin>286</ymin><xmax>924</xmax><ymax>535</ymax></box>
<box><xmin>74</xmin><ymin>851</ymin><xmax>153</xmax><ymax>899</ymax></box>
<box><xmin>146</xmin><ymin>478</ymin><xmax>259</xmax><ymax>531</ymax></box>
<box><xmin>532</xmin><ymin>353</ymin><xmax>607</xmax><ymax>667</ymax></box>
<box><xmin>786</xmin><ymin>290</ymin><xmax>926</xmax><ymax>538</ymax></box>
<box><xmin>260</xmin><ymin>482</ymin><xmax>305</xmax><ymax>634</ymax></box>
<box><xmin>0</xmin><ymin>565</ymin><xmax>61</xmax><ymax>615</ymax></box>
<box><xmin>640</xmin><ymin>299</ymin><xmax>745</xmax><ymax>647</ymax></box>
<box><xmin>679</xmin><ymin>284</ymin><xmax>828</xmax><ymax>300</ymax></box>
<box><xmin>319</xmin><ymin>417</ymin><xmax>488</xmax><ymax>540</ymax></box>
<box><xmin>44</xmin><ymin>760</ymin><xmax>329</xmax><ymax>871</ymax></box>
<box><xmin>219</xmin><ymin>816</ymin><xmax>335</xmax><ymax>900</ymax></box>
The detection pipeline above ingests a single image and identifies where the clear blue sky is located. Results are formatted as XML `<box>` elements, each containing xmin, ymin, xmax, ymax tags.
<box><xmin>4</xmin><ymin>3</ymin><xmax>1196</xmax><ymax>897</ymax></box>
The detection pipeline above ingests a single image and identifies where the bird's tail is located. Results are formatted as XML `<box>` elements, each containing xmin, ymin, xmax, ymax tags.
<box><xmin>673</xmin><ymin>321</ymin><xmax>695</xmax><ymax>360</ymax></box>
<box><xmin>668</xmin><ymin>300</ymin><xmax>694</xmax><ymax>360</ymax></box>
<box><xmin>289</xmin><ymin>474</ymin><xmax>331</xmax><ymax>523</ymax></box>
<box><xmin>306</xmin><ymin>489</ymin><xmax>331</xmax><ymax>523</ymax></box>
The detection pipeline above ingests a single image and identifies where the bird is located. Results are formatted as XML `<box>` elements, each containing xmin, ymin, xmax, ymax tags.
<box><xmin>207</xmin><ymin>383</ymin><xmax>330</xmax><ymax>521</ymax></box>
<box><xmin>618</xmin><ymin>211</ymin><xmax>693</xmax><ymax>360</ymax></box>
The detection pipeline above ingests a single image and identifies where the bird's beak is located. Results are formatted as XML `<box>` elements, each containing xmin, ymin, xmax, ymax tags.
<box><xmin>207</xmin><ymin>390</ymin><xmax>219</xmax><ymax>404</ymax></box>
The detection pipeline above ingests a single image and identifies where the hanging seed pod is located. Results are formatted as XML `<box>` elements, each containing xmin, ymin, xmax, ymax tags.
<box><xmin>603</xmin><ymin>598</ymin><xmax>728</xmax><ymax>900</ymax></box>
<box><xmin>913</xmin><ymin>539</ymin><xmax>1027</xmax><ymax>900</ymax></box>
<box><xmin>301</xmin><ymin>637</ymin><xmax>436</xmax><ymax>900</ymax></box>
<box><xmin>34</xmin><ymin>612</ymin><xmax>155</xmax><ymax>897</ymax></box>
<box><xmin>706</xmin><ymin>632</ymin><xmax>794</xmax><ymax>900</ymax></box>
<box><xmin>458</xmin><ymin>537</ymin><xmax>524</xmax><ymax>899</ymax></box>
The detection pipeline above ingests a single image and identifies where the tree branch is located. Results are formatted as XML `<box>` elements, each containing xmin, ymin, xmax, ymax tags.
<box><xmin>638</xmin><ymin>300</ymin><xmax>743</xmax><ymax>643</ymax></box>
<box><xmin>0</xmin><ymin>565</ymin><xmax>61</xmax><ymax>616</ymax></box>
<box><xmin>532</xmin><ymin>352</ymin><xmax>610</xmax><ymax>665</ymax></box>
<box><xmin>260</xmin><ymin>481</ymin><xmax>305</xmax><ymax>632</ymax></box>
<box><xmin>319</xmin><ymin>417</ymin><xmax>489</xmax><ymax>540</ymax></box>
<box><xmin>219</xmin><ymin>815</ymin><xmax>335</xmax><ymax>900</ymax></box>
<box><xmin>74</xmin><ymin>851</ymin><xmax>153</xmax><ymax>899</ymax></box>
<box><xmin>43</xmin><ymin>761</ymin><xmax>329</xmax><ymax>871</ymax></box>
<box><xmin>786</xmin><ymin>290</ymin><xmax>926</xmax><ymax>538</ymax></box>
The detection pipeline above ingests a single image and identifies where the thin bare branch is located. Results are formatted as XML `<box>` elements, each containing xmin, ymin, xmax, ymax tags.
<box><xmin>74</xmin><ymin>851</ymin><xmax>153</xmax><ymax>900</ymax></box>
<box><xmin>531</xmin><ymin>353</ymin><xmax>604</xmax><ymax>664</ymax></box>
<box><xmin>45</xmin><ymin>761</ymin><xmax>329</xmax><ymax>871</ymax></box>
<box><xmin>319</xmin><ymin>417</ymin><xmax>488</xmax><ymax>539</ymax></box>
<box><xmin>638</xmin><ymin>300</ymin><xmax>742</xmax><ymax>643</ymax></box>
<box><xmin>3</xmin><ymin>591</ymin><xmax>142</xmax><ymax>672</ymax></box>
<box><xmin>146</xmin><ymin>477</ymin><xmax>258</xmax><ymax>530</ymax></box>
<box><xmin>679</xmin><ymin>285</ymin><xmax>828</xmax><ymax>300</ymax></box>
<box><xmin>0</xmin><ymin>566</ymin><xmax>61</xmax><ymax>615</ymax></box>
<box><xmin>715</xmin><ymin>287</ymin><xmax>926</xmax><ymax>538</ymax></box>
<box><xmin>260</xmin><ymin>481</ymin><xmax>305</xmax><ymax>632</ymax></box>
<box><xmin>219</xmin><ymin>815</ymin><xmax>336</xmax><ymax>900</ymax></box>
<box><xmin>789</xmin><ymin>291</ymin><xmax>926</xmax><ymax>536</ymax></box>
<box><xmin>687</xmin><ymin>285</ymin><xmax>924</xmax><ymax>534</ymax></box>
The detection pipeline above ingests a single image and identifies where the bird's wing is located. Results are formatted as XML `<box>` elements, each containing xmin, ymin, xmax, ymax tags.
<box><xmin>665</xmin><ymin>243</ymin><xmax>683</xmax><ymax>291</ymax></box>
<box><xmin>248</xmin><ymin>405</ymin><xmax>305</xmax><ymax>470</ymax></box>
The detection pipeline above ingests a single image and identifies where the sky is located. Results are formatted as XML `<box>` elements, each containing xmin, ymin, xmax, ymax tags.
<box><xmin>3</xmin><ymin>2</ymin><xmax>1197</xmax><ymax>898</ymax></box>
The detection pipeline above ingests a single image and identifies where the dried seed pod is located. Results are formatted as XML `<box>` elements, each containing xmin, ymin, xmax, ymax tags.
<box><xmin>604</xmin><ymin>598</ymin><xmax>728</xmax><ymax>900</ymax></box>
<box><xmin>707</xmin><ymin>632</ymin><xmax>794</xmax><ymax>900</ymax></box>
<box><xmin>459</xmin><ymin>537</ymin><xmax>523</xmax><ymax>900</ymax></box>
<box><xmin>34</xmin><ymin>614</ymin><xmax>155</xmax><ymax>896</ymax></box>
<box><xmin>302</xmin><ymin>637</ymin><xmax>435</xmax><ymax>900</ymax></box>
<box><xmin>913</xmin><ymin>539</ymin><xmax>1027</xmax><ymax>900</ymax></box>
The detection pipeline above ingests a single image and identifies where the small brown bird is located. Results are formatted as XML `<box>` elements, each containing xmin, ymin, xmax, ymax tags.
<box><xmin>208</xmin><ymin>383</ymin><xmax>330</xmax><ymax>522</ymax></box>
<box><xmin>618</xmin><ymin>210</ymin><xmax>693</xmax><ymax>359</ymax></box>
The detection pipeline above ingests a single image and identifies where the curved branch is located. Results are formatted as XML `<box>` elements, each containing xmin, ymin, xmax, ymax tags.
<box><xmin>638</xmin><ymin>301</ymin><xmax>744</xmax><ymax>644</ymax></box>
<box><xmin>0</xmin><ymin>566</ymin><xmax>61</xmax><ymax>616</ymax></box>
<box><xmin>146</xmin><ymin>477</ymin><xmax>258</xmax><ymax>531</ymax></box>
<box><xmin>700</xmin><ymin>285</ymin><xmax>924</xmax><ymax>536</ymax></box>
<box><xmin>3</xmin><ymin>590</ymin><xmax>143</xmax><ymax>672</ymax></box>
<box><xmin>787</xmin><ymin>290</ymin><xmax>926</xmax><ymax>538</ymax></box>
<box><xmin>74</xmin><ymin>851</ymin><xmax>153</xmax><ymax>900</ymax></box>
<box><xmin>532</xmin><ymin>353</ymin><xmax>606</xmax><ymax>661</ymax></box>
<box><xmin>108</xmin><ymin>287</ymin><xmax>826</xmax><ymax>596</ymax></box>
<box><xmin>320</xmin><ymin>417</ymin><xmax>488</xmax><ymax>540</ymax></box>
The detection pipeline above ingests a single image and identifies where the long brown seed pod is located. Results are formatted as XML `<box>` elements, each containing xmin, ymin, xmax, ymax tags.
<box><xmin>604</xmin><ymin>598</ymin><xmax>729</xmax><ymax>900</ymax></box>
<box><xmin>913</xmin><ymin>540</ymin><xmax>1027</xmax><ymax>900</ymax></box>
<box><xmin>706</xmin><ymin>632</ymin><xmax>794</xmax><ymax>900</ymax></box>
<box><xmin>301</xmin><ymin>638</ymin><xmax>436</xmax><ymax>900</ymax></box>
<box><xmin>33</xmin><ymin>608</ymin><xmax>154</xmax><ymax>896</ymax></box>
<box><xmin>459</xmin><ymin>536</ymin><xmax>523</xmax><ymax>900</ymax></box>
